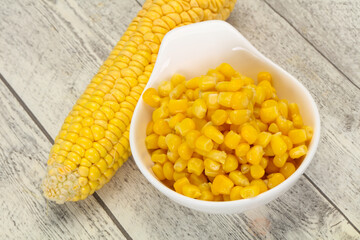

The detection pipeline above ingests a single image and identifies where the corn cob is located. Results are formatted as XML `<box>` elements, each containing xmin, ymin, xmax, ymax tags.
<box><xmin>42</xmin><ymin>0</ymin><xmax>237</xmax><ymax>203</ymax></box>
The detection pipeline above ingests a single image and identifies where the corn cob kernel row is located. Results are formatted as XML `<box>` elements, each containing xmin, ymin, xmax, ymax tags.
<box><xmin>42</xmin><ymin>0</ymin><xmax>237</xmax><ymax>203</ymax></box>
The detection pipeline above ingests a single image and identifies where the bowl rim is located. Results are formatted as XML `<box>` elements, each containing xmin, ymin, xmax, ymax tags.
<box><xmin>130</xmin><ymin>20</ymin><xmax>321</xmax><ymax>209</ymax></box>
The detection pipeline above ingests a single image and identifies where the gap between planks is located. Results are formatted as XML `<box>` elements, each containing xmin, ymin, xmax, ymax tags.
<box><xmin>0</xmin><ymin>72</ymin><xmax>133</xmax><ymax>240</ymax></box>
<box><xmin>262</xmin><ymin>0</ymin><xmax>360</xmax><ymax>91</ymax></box>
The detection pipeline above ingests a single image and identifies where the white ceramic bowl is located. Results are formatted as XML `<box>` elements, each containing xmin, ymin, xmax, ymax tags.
<box><xmin>130</xmin><ymin>20</ymin><xmax>320</xmax><ymax>214</ymax></box>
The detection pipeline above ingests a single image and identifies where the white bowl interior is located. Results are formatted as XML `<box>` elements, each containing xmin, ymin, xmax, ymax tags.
<box><xmin>130</xmin><ymin>20</ymin><xmax>320</xmax><ymax>214</ymax></box>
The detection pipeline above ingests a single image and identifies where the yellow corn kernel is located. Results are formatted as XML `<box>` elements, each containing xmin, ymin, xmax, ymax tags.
<box><xmin>292</xmin><ymin>114</ymin><xmax>303</xmax><ymax>128</ymax></box>
<box><xmin>151</xmin><ymin>151</ymin><xmax>168</xmax><ymax>164</ymax></box>
<box><xmin>88</xmin><ymin>166</ymin><xmax>101</xmax><ymax>181</ymax></box>
<box><xmin>229</xmin><ymin>170</ymin><xmax>249</xmax><ymax>187</ymax></box>
<box><xmin>203</xmin><ymin>125</ymin><xmax>224</xmax><ymax>144</ymax></box>
<box><xmin>235</xmin><ymin>143</ymin><xmax>250</xmax><ymax>158</ymax></box>
<box><xmin>168</xmin><ymin>99</ymin><xmax>188</xmax><ymax>115</ymax></box>
<box><xmin>167</xmin><ymin>151</ymin><xmax>179</xmax><ymax>163</ymax></box>
<box><xmin>163</xmin><ymin>161</ymin><xmax>174</xmax><ymax>180</ymax></box>
<box><xmin>271</xmin><ymin>133</ymin><xmax>287</xmax><ymax>156</ymax></box>
<box><xmin>187</xmin><ymin>158</ymin><xmax>204</xmax><ymax>176</ymax></box>
<box><xmin>178</xmin><ymin>142</ymin><xmax>193</xmax><ymax>160</ymax></box>
<box><xmin>254</xmin><ymin>120</ymin><xmax>267</xmax><ymax>132</ymax></box>
<box><xmin>103</xmin><ymin>168</ymin><xmax>115</xmax><ymax>180</ymax></box>
<box><xmin>260</xmin><ymin>105</ymin><xmax>279</xmax><ymax>123</ymax></box>
<box><xmin>259</xmin><ymin>81</ymin><xmax>274</xmax><ymax>99</ymax></box>
<box><xmin>303</xmin><ymin>125</ymin><xmax>314</xmax><ymax>141</ymax></box>
<box><xmin>278</xmin><ymin>100</ymin><xmax>289</xmax><ymax>119</ymax></box>
<box><xmin>67</xmin><ymin>151</ymin><xmax>81</xmax><ymax>164</ymax></box>
<box><xmin>231</xmin><ymin>91</ymin><xmax>249</xmax><ymax>110</ymax></box>
<box><xmin>153</xmin><ymin>119</ymin><xmax>171</xmax><ymax>136</ymax></box>
<box><xmin>152</xmin><ymin>163</ymin><xmax>165</xmax><ymax>181</ymax></box>
<box><xmin>281</xmin><ymin>135</ymin><xmax>293</xmax><ymax>151</ymax></box>
<box><xmin>224</xmin><ymin>131</ymin><xmax>241</xmax><ymax>150</ymax></box>
<box><xmin>78</xmin><ymin>166</ymin><xmax>89</xmax><ymax>177</ymax></box>
<box><xmin>158</xmin><ymin>81</ymin><xmax>173</xmax><ymax>97</ymax></box>
<box><xmin>276</xmin><ymin>116</ymin><xmax>290</xmax><ymax>134</ymax></box>
<box><xmin>254</xmin><ymin>132</ymin><xmax>272</xmax><ymax>148</ymax></box>
<box><xmin>204</xmin><ymin>158</ymin><xmax>221</xmax><ymax>172</ymax></box>
<box><xmin>192</xmin><ymin>99</ymin><xmax>207</xmax><ymax>119</ymax></box>
<box><xmin>210</xmin><ymin>109</ymin><xmax>227</xmax><ymax>126</ymax></box>
<box><xmin>289</xmin><ymin>145</ymin><xmax>307</xmax><ymax>159</ymax></box>
<box><xmin>71</xmin><ymin>144</ymin><xmax>85</xmax><ymax>158</ymax></box>
<box><xmin>185</xmin><ymin>130</ymin><xmax>201</xmax><ymax>148</ymax></box>
<box><xmin>85</xmin><ymin>148</ymin><xmax>100</xmax><ymax>163</ymax></box>
<box><xmin>195</xmin><ymin>135</ymin><xmax>214</xmax><ymax>152</ymax></box>
<box><xmin>257</xmin><ymin>72</ymin><xmax>272</xmax><ymax>83</ymax></box>
<box><xmin>250</xmin><ymin>179</ymin><xmax>268</xmax><ymax>193</ymax></box>
<box><xmin>199</xmin><ymin>75</ymin><xmax>217</xmax><ymax>91</ymax></box>
<box><xmin>217</xmin><ymin>63</ymin><xmax>236</xmax><ymax>78</ymax></box>
<box><xmin>143</xmin><ymin>88</ymin><xmax>160</xmax><ymax>108</ymax></box>
<box><xmin>157</xmin><ymin>135</ymin><xmax>168</xmax><ymax>150</ymax></box>
<box><xmin>205</xmin><ymin>150</ymin><xmax>226</xmax><ymax>164</ymax></box>
<box><xmin>207</xmin><ymin>69</ymin><xmax>226</xmax><ymax>82</ymax></box>
<box><xmin>185</xmin><ymin>89</ymin><xmax>195</xmax><ymax>101</ymax></box>
<box><xmin>182</xmin><ymin>184</ymin><xmax>201</xmax><ymax>198</ymax></box>
<box><xmin>254</xmin><ymin>86</ymin><xmax>266</xmax><ymax>105</ymax></box>
<box><xmin>189</xmin><ymin>173</ymin><xmax>207</xmax><ymax>186</ymax></box>
<box><xmin>170</xmin><ymin>73</ymin><xmax>185</xmax><ymax>86</ymax></box>
<box><xmin>246</xmin><ymin>145</ymin><xmax>264</xmax><ymax>165</ymax></box>
<box><xmin>175</xmin><ymin>118</ymin><xmax>196</xmax><ymax>136</ymax></box>
<box><xmin>185</xmin><ymin>77</ymin><xmax>201</xmax><ymax>89</ymax></box>
<box><xmin>259</xmin><ymin>156</ymin><xmax>268</xmax><ymax>168</ymax></box>
<box><xmin>146</xmin><ymin>121</ymin><xmax>154</xmax><ymax>136</ymax></box>
<box><xmin>152</xmin><ymin>106</ymin><xmax>169</xmax><ymax>122</ymax></box>
<box><xmin>165</xmin><ymin>134</ymin><xmax>182</xmax><ymax>153</ymax></box>
<box><xmin>250</xmin><ymin>165</ymin><xmax>265</xmax><ymax>179</ymax></box>
<box><xmin>229</xmin><ymin>186</ymin><xmax>243</xmax><ymax>200</ymax></box>
<box><xmin>280</xmin><ymin>162</ymin><xmax>296</xmax><ymax>178</ymax></box>
<box><xmin>267</xmin><ymin>173</ymin><xmax>285</xmax><ymax>189</ymax></box>
<box><xmin>289</xmin><ymin>103</ymin><xmax>300</xmax><ymax>117</ymax></box>
<box><xmin>174</xmin><ymin>177</ymin><xmax>190</xmax><ymax>194</ymax></box>
<box><xmin>229</xmin><ymin>109</ymin><xmax>251</xmax><ymax>125</ymax></box>
<box><xmin>222</xmin><ymin>154</ymin><xmax>238</xmax><ymax>173</ymax></box>
<box><xmin>211</xmin><ymin>175</ymin><xmax>234</xmax><ymax>195</ymax></box>
<box><xmin>169</xmin><ymin>83</ymin><xmax>186</xmax><ymax>99</ymax></box>
<box><xmin>218</xmin><ymin>92</ymin><xmax>234</xmax><ymax>108</ymax></box>
<box><xmin>204</xmin><ymin>92</ymin><xmax>220</xmax><ymax>110</ymax></box>
<box><xmin>215</xmin><ymin>81</ymin><xmax>237</xmax><ymax>92</ymax></box>
<box><xmin>200</xmin><ymin>190</ymin><xmax>214</xmax><ymax>201</ymax></box>
<box><xmin>241</xmin><ymin>123</ymin><xmax>258</xmax><ymax>144</ymax></box>
<box><xmin>173</xmin><ymin>171</ymin><xmax>189</xmax><ymax>182</ymax></box>
<box><xmin>240</xmin><ymin>185</ymin><xmax>260</xmax><ymax>199</ymax></box>
<box><xmin>288</xmin><ymin>129</ymin><xmax>307</xmax><ymax>144</ymax></box>
<box><xmin>80</xmin><ymin>157</ymin><xmax>92</xmax><ymax>167</ymax></box>
<box><xmin>168</xmin><ymin>113</ymin><xmax>186</xmax><ymax>129</ymax></box>
<box><xmin>145</xmin><ymin>133</ymin><xmax>159</xmax><ymax>149</ymax></box>
<box><xmin>95</xmin><ymin>159</ymin><xmax>108</xmax><ymax>173</ymax></box>
<box><xmin>174</xmin><ymin>158</ymin><xmax>188</xmax><ymax>172</ymax></box>
<box><xmin>268</xmin><ymin>123</ymin><xmax>279</xmax><ymax>134</ymax></box>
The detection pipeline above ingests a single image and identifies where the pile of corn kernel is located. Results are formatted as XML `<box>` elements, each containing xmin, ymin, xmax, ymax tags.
<box><xmin>143</xmin><ymin>63</ymin><xmax>313</xmax><ymax>201</ymax></box>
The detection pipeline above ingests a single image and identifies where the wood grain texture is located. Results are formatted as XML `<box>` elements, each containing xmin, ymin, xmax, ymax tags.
<box><xmin>0</xmin><ymin>79</ymin><xmax>126</xmax><ymax>240</ymax></box>
<box><xmin>0</xmin><ymin>0</ymin><xmax>359</xmax><ymax>239</ymax></box>
<box><xmin>264</xmin><ymin>0</ymin><xmax>360</xmax><ymax>87</ymax></box>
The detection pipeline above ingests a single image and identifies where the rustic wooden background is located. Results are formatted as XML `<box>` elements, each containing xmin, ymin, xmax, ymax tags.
<box><xmin>0</xmin><ymin>0</ymin><xmax>359</xmax><ymax>239</ymax></box>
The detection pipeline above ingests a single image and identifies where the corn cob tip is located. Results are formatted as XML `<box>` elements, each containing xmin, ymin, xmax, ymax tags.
<box><xmin>42</xmin><ymin>155</ymin><xmax>80</xmax><ymax>203</ymax></box>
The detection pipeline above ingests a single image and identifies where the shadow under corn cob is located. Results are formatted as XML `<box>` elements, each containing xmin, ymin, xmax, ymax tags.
<box><xmin>42</xmin><ymin>0</ymin><xmax>237</xmax><ymax>203</ymax></box>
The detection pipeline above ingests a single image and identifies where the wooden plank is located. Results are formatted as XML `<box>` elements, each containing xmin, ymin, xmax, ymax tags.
<box><xmin>0</xmin><ymin>79</ymin><xmax>127</xmax><ymax>240</ymax></box>
<box><xmin>0</xmin><ymin>0</ymin><xmax>359</xmax><ymax>239</ymax></box>
<box><xmin>263</xmin><ymin>0</ymin><xmax>360</xmax><ymax>87</ymax></box>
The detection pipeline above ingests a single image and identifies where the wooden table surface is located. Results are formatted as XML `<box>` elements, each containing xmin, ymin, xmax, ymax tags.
<box><xmin>1</xmin><ymin>0</ymin><xmax>359</xmax><ymax>239</ymax></box>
